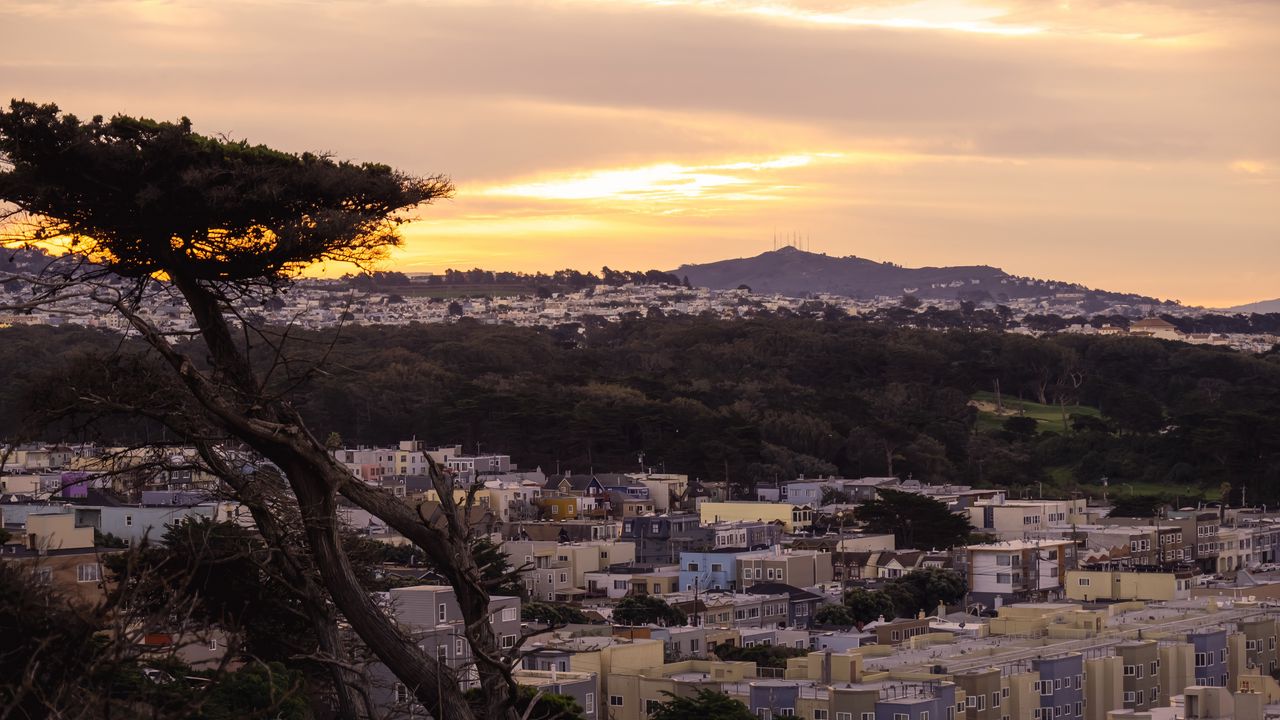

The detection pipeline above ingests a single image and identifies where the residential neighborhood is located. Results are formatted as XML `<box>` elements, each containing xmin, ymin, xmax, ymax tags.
<box><xmin>7</xmin><ymin>438</ymin><xmax>1280</xmax><ymax>719</ymax></box>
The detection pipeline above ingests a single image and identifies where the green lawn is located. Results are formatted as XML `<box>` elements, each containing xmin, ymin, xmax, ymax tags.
<box><xmin>970</xmin><ymin>390</ymin><xmax>1100</xmax><ymax>433</ymax></box>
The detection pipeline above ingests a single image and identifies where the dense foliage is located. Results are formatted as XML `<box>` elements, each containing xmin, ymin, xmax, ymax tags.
<box><xmin>711</xmin><ymin>642</ymin><xmax>809</xmax><ymax>668</ymax></box>
<box><xmin>2</xmin><ymin>314</ymin><xmax>1279</xmax><ymax>503</ymax></box>
<box><xmin>0</xmin><ymin>561</ymin><xmax>310</xmax><ymax>719</ymax></box>
<box><xmin>837</xmin><ymin>588</ymin><xmax>899</xmax><ymax>625</ymax></box>
<box><xmin>852</xmin><ymin>490</ymin><xmax>973</xmax><ymax>550</ymax></box>
<box><xmin>613</xmin><ymin>595</ymin><xmax>687</xmax><ymax>627</ymax></box>
<box><xmin>647</xmin><ymin>689</ymin><xmax>757</xmax><ymax>720</ymax></box>
<box><xmin>882</xmin><ymin>568</ymin><xmax>967</xmax><ymax>618</ymax></box>
<box><xmin>521</xmin><ymin>601</ymin><xmax>590</xmax><ymax>625</ymax></box>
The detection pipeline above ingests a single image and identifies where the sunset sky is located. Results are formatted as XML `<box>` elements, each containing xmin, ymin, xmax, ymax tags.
<box><xmin>2</xmin><ymin>0</ymin><xmax>1277</xmax><ymax>307</ymax></box>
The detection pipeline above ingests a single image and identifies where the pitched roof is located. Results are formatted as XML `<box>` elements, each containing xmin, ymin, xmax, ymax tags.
<box><xmin>743</xmin><ymin>581</ymin><xmax>825</xmax><ymax>602</ymax></box>
<box><xmin>1131</xmin><ymin>316</ymin><xmax>1177</xmax><ymax>329</ymax></box>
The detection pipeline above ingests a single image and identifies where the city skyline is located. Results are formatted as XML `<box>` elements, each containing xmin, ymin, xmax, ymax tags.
<box><xmin>2</xmin><ymin>0</ymin><xmax>1277</xmax><ymax>306</ymax></box>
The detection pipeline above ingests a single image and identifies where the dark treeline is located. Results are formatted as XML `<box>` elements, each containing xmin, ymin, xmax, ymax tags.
<box><xmin>2</xmin><ymin>316</ymin><xmax>1278</xmax><ymax>502</ymax></box>
<box><xmin>1020</xmin><ymin>312</ymin><xmax>1280</xmax><ymax>335</ymax></box>
<box><xmin>345</xmin><ymin>266</ymin><xmax>687</xmax><ymax>291</ymax></box>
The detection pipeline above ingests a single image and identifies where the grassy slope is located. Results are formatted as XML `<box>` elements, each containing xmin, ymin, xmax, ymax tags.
<box><xmin>970</xmin><ymin>390</ymin><xmax>1099</xmax><ymax>433</ymax></box>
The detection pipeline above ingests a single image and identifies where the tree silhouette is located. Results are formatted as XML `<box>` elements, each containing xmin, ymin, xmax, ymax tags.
<box><xmin>0</xmin><ymin>100</ymin><xmax>525</xmax><ymax>720</ymax></box>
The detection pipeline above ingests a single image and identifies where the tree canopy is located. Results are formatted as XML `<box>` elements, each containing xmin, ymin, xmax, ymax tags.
<box><xmin>613</xmin><ymin>595</ymin><xmax>687</xmax><ymax>627</ymax></box>
<box><xmin>841</xmin><ymin>588</ymin><xmax>899</xmax><ymax>625</ymax></box>
<box><xmin>883</xmin><ymin>568</ymin><xmax>967</xmax><ymax>618</ymax></box>
<box><xmin>0</xmin><ymin>100</ymin><xmax>450</xmax><ymax>283</ymax></box>
<box><xmin>0</xmin><ymin>101</ymin><xmax>515</xmax><ymax>720</ymax></box>
<box><xmin>853</xmin><ymin>490</ymin><xmax>973</xmax><ymax>550</ymax></box>
<box><xmin>647</xmin><ymin>689</ymin><xmax>757</xmax><ymax>720</ymax></box>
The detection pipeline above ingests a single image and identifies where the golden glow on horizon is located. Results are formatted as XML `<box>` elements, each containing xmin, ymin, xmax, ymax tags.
<box><xmin>3</xmin><ymin>0</ymin><xmax>1276</xmax><ymax>306</ymax></box>
<box><xmin>603</xmin><ymin>0</ymin><xmax>1045</xmax><ymax>36</ymax></box>
<box><xmin>1231</xmin><ymin>160</ymin><xmax>1268</xmax><ymax>176</ymax></box>
<box><xmin>479</xmin><ymin>153</ymin><xmax>846</xmax><ymax>204</ymax></box>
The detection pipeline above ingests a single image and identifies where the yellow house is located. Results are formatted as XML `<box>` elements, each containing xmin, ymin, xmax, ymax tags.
<box><xmin>522</xmin><ymin>630</ymin><xmax>660</xmax><ymax>707</ymax></box>
<box><xmin>698</xmin><ymin>502</ymin><xmax>811</xmax><ymax>533</ymax></box>
<box><xmin>24</xmin><ymin>512</ymin><xmax>94</xmax><ymax>551</ymax></box>
<box><xmin>988</xmin><ymin>603</ymin><xmax>1105</xmax><ymax>638</ymax></box>
<box><xmin>785</xmin><ymin>650</ymin><xmax>865</xmax><ymax>683</ymax></box>
<box><xmin>607</xmin><ymin>659</ymin><xmax>757</xmax><ymax>720</ymax></box>
<box><xmin>537</xmin><ymin>496</ymin><xmax>580</xmax><ymax>520</ymax></box>
<box><xmin>1066</xmin><ymin>570</ymin><xmax>1193</xmax><ymax>603</ymax></box>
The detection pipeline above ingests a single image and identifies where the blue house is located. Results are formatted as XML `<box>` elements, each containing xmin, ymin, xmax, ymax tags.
<box><xmin>679</xmin><ymin>549</ymin><xmax>743</xmax><ymax>592</ymax></box>
<box><xmin>1032</xmin><ymin>653</ymin><xmax>1084</xmax><ymax>720</ymax></box>
<box><xmin>1188</xmin><ymin>628</ymin><xmax>1229</xmax><ymax>688</ymax></box>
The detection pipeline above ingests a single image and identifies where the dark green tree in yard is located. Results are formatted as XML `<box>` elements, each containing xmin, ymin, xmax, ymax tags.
<box><xmin>614</xmin><ymin>595</ymin><xmax>687</xmax><ymax>627</ymax></box>
<box><xmin>104</xmin><ymin>517</ymin><xmax>320</xmax><ymax>664</ymax></box>
<box><xmin>0</xmin><ymin>100</ymin><xmax>523</xmax><ymax>720</ymax></box>
<box><xmin>812</xmin><ymin>603</ymin><xmax>859</xmax><ymax>627</ymax></box>
<box><xmin>647</xmin><ymin>689</ymin><xmax>756</xmax><ymax>720</ymax></box>
<box><xmin>711</xmin><ymin>642</ymin><xmax>808</xmax><ymax>668</ymax></box>
<box><xmin>1107</xmin><ymin>494</ymin><xmax>1165</xmax><ymax>518</ymax></box>
<box><xmin>853</xmin><ymin>489</ymin><xmax>972</xmax><ymax>549</ymax></box>
<box><xmin>466</xmin><ymin>685</ymin><xmax>585</xmax><ymax>720</ymax></box>
<box><xmin>522</xmin><ymin>601</ymin><xmax>590</xmax><ymax>626</ymax></box>
<box><xmin>883</xmin><ymin>568</ymin><xmax>966</xmax><ymax>618</ymax></box>
<box><xmin>196</xmin><ymin>662</ymin><xmax>311</xmax><ymax>720</ymax></box>
<box><xmin>842</xmin><ymin>587</ymin><xmax>898</xmax><ymax>625</ymax></box>
<box><xmin>0</xmin><ymin>559</ymin><xmax>313</xmax><ymax>719</ymax></box>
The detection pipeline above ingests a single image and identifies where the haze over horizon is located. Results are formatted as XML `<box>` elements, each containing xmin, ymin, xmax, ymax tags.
<box><xmin>3</xmin><ymin>0</ymin><xmax>1277</xmax><ymax>307</ymax></box>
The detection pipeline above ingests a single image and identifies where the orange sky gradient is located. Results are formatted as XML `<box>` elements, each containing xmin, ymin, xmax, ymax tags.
<box><xmin>2</xmin><ymin>0</ymin><xmax>1277</xmax><ymax>307</ymax></box>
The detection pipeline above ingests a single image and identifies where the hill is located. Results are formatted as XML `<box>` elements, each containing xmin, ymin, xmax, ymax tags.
<box><xmin>674</xmin><ymin>246</ymin><xmax>1165</xmax><ymax>305</ymax></box>
<box><xmin>1224</xmin><ymin>298</ymin><xmax>1280</xmax><ymax>314</ymax></box>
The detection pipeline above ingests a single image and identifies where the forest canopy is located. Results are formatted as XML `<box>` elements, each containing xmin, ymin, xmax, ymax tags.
<box><xmin>2</xmin><ymin>315</ymin><xmax>1277</xmax><ymax>504</ymax></box>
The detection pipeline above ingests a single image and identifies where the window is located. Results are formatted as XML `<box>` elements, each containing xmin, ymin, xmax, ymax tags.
<box><xmin>997</xmin><ymin>554</ymin><xmax>1012</xmax><ymax>566</ymax></box>
<box><xmin>125</xmin><ymin>515</ymin><xmax>133</xmax><ymax>527</ymax></box>
<box><xmin>997</xmin><ymin>573</ymin><xmax>1011</xmax><ymax>584</ymax></box>
<box><xmin>1195</xmin><ymin>652</ymin><xmax>1209</xmax><ymax>667</ymax></box>
<box><xmin>1124</xmin><ymin>692</ymin><xmax>1136</xmax><ymax>703</ymax></box>
<box><xmin>610</xmin><ymin>695</ymin><xmax>624</xmax><ymax>707</ymax></box>
<box><xmin>836</xmin><ymin>714</ymin><xmax>852</xmax><ymax>720</ymax></box>
<box><xmin>813</xmin><ymin>711</ymin><xmax>828</xmax><ymax>720</ymax></box>
<box><xmin>1002</xmin><ymin>687</ymin><xmax>1010</xmax><ymax>698</ymax></box>
<box><xmin>437</xmin><ymin>645</ymin><xmax>448</xmax><ymax>661</ymax></box>
<box><xmin>1074</xmin><ymin>702</ymin><xmax>1082</xmax><ymax>716</ymax></box>
<box><xmin>455</xmin><ymin>638</ymin><xmax>465</xmax><ymax>655</ymax></box>
<box><xmin>646</xmin><ymin>699</ymin><xmax>662</xmax><ymax>715</ymax></box>
<box><xmin>559</xmin><ymin>573</ymin><xmax>568</xmax><ymax>583</ymax></box>
<box><xmin>992</xmin><ymin>691</ymin><xmax>1001</xmax><ymax>707</ymax></box>
<box><xmin>394</xmin><ymin>683</ymin><xmax>411</xmax><ymax>703</ymax></box>
<box><xmin>712</xmin><ymin>563</ymin><xmax>723</xmax><ymax>572</ymax></box>
<box><xmin>893</xmin><ymin>714</ymin><xmax>909</xmax><ymax>720</ymax></box>
<box><xmin>1078</xmin><ymin>578</ymin><xmax>1091</xmax><ymax>586</ymax></box>
<box><xmin>76</xmin><ymin>563</ymin><xmax>101</xmax><ymax>583</ymax></box>
<box><xmin>501</xmin><ymin>634</ymin><xmax>516</xmax><ymax>649</ymax></box>
<box><xmin>585</xmin><ymin>694</ymin><xmax>594</xmax><ymax>713</ymax></box>
<box><xmin>688</xmin><ymin>562</ymin><xmax>700</xmax><ymax>572</ymax></box>
<box><xmin>1149</xmin><ymin>688</ymin><xmax>1158</xmax><ymax>702</ymax></box>
<box><xmin>438</xmin><ymin>603</ymin><xmax>447</xmax><ymax>622</ymax></box>
<box><xmin>1151</xmin><ymin>661</ymin><xmax>1159</xmax><ymax>675</ymax></box>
